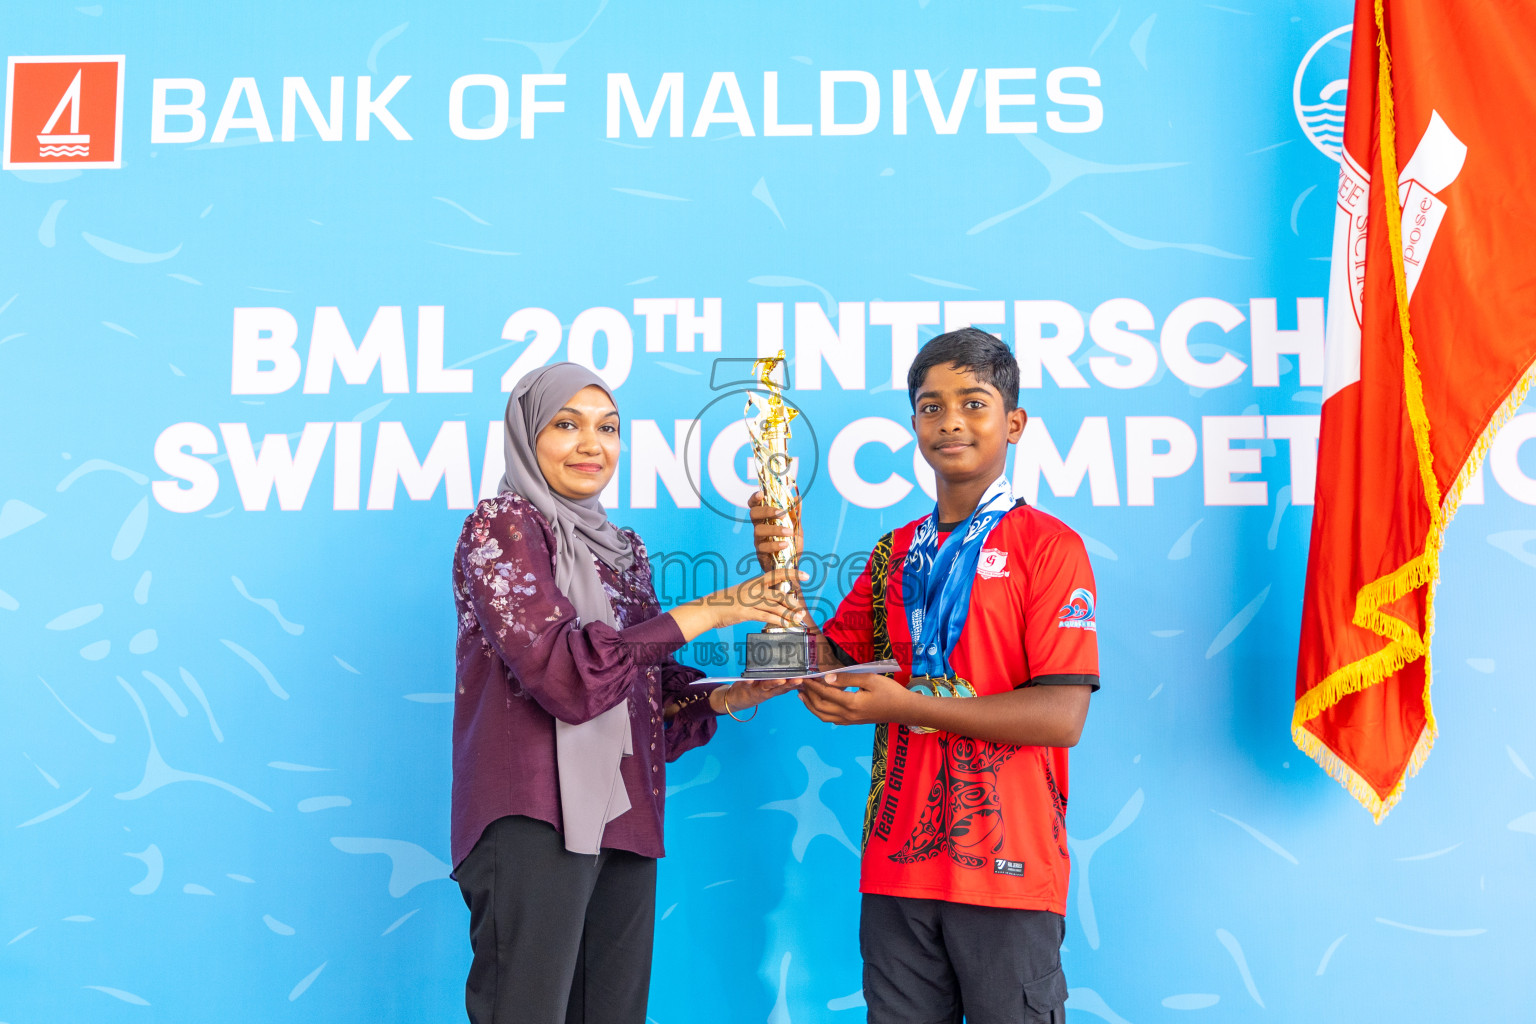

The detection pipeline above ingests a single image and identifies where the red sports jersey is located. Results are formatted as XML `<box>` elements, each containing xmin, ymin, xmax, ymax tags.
<box><xmin>824</xmin><ymin>503</ymin><xmax>1099</xmax><ymax>913</ymax></box>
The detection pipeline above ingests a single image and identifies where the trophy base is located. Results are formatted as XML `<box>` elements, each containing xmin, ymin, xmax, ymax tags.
<box><xmin>743</xmin><ymin>629</ymin><xmax>819</xmax><ymax>678</ymax></box>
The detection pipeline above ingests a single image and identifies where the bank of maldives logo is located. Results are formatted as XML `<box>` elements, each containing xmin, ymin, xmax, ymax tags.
<box><xmin>1294</xmin><ymin>26</ymin><xmax>1351</xmax><ymax>161</ymax></box>
<box><xmin>4</xmin><ymin>55</ymin><xmax>125</xmax><ymax>170</ymax></box>
<box><xmin>1058</xmin><ymin>588</ymin><xmax>1096</xmax><ymax>631</ymax></box>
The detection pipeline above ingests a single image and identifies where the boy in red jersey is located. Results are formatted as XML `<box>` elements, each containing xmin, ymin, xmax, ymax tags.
<box><xmin>751</xmin><ymin>328</ymin><xmax>1098</xmax><ymax>1024</ymax></box>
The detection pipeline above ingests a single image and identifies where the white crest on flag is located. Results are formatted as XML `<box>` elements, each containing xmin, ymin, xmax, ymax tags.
<box><xmin>1323</xmin><ymin>148</ymin><xmax>1371</xmax><ymax>401</ymax></box>
<box><xmin>1322</xmin><ymin>111</ymin><xmax>1467</xmax><ymax>403</ymax></box>
<box><xmin>1396</xmin><ymin>112</ymin><xmax>1467</xmax><ymax>302</ymax></box>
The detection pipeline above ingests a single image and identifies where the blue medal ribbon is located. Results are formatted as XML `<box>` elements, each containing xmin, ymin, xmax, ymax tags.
<box><xmin>902</xmin><ymin>475</ymin><xmax>1014</xmax><ymax>688</ymax></box>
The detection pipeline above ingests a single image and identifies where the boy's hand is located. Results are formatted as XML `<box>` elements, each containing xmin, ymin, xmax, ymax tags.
<box><xmin>799</xmin><ymin>673</ymin><xmax>913</xmax><ymax>726</ymax></box>
<box><xmin>805</xmin><ymin>678</ymin><xmax>1093</xmax><ymax>747</ymax></box>
<box><xmin>748</xmin><ymin>489</ymin><xmax>803</xmax><ymax>572</ymax></box>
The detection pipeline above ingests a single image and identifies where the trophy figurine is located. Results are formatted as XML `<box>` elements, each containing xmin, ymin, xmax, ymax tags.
<box><xmin>742</xmin><ymin>350</ymin><xmax>819</xmax><ymax>678</ymax></box>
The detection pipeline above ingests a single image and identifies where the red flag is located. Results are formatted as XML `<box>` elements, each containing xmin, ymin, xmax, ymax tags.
<box><xmin>1295</xmin><ymin>0</ymin><xmax>1536</xmax><ymax>819</ymax></box>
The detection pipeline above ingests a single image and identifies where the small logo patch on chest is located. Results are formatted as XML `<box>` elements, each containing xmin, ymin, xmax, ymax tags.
<box><xmin>992</xmin><ymin>857</ymin><xmax>1026</xmax><ymax>877</ymax></box>
<box><xmin>977</xmin><ymin>549</ymin><xmax>1009</xmax><ymax>579</ymax></box>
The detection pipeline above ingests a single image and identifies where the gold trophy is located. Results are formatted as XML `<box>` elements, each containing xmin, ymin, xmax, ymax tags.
<box><xmin>742</xmin><ymin>350</ymin><xmax>819</xmax><ymax>677</ymax></box>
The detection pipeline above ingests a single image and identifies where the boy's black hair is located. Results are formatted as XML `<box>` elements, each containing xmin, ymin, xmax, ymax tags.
<box><xmin>906</xmin><ymin>327</ymin><xmax>1020</xmax><ymax>411</ymax></box>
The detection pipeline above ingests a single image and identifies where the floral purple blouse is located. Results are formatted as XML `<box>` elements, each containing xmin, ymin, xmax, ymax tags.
<box><xmin>450</xmin><ymin>492</ymin><xmax>720</xmax><ymax>868</ymax></box>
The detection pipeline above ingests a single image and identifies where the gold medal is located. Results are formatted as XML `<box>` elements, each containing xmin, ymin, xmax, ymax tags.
<box><xmin>903</xmin><ymin>675</ymin><xmax>977</xmax><ymax>733</ymax></box>
<box><xmin>906</xmin><ymin>675</ymin><xmax>939</xmax><ymax>733</ymax></box>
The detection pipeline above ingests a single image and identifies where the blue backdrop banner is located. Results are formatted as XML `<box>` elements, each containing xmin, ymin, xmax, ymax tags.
<box><xmin>3</xmin><ymin>2</ymin><xmax>1535</xmax><ymax>1021</ymax></box>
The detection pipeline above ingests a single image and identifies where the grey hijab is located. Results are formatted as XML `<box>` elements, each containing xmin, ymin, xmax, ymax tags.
<box><xmin>501</xmin><ymin>362</ymin><xmax>635</xmax><ymax>855</ymax></box>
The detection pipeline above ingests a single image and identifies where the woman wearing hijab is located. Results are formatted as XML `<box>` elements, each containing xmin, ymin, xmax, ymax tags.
<box><xmin>452</xmin><ymin>362</ymin><xmax>804</xmax><ymax>1024</ymax></box>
